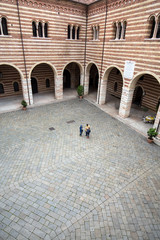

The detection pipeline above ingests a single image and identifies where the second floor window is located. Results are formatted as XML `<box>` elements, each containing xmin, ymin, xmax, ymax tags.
<box><xmin>0</xmin><ymin>17</ymin><xmax>8</xmax><ymax>36</ymax></box>
<box><xmin>148</xmin><ymin>15</ymin><xmax>160</xmax><ymax>39</ymax></box>
<box><xmin>113</xmin><ymin>21</ymin><xmax>127</xmax><ymax>40</ymax></box>
<box><xmin>92</xmin><ymin>25</ymin><xmax>99</xmax><ymax>40</ymax></box>
<box><xmin>32</xmin><ymin>21</ymin><xmax>48</xmax><ymax>38</ymax></box>
<box><xmin>67</xmin><ymin>25</ymin><xmax>80</xmax><ymax>40</ymax></box>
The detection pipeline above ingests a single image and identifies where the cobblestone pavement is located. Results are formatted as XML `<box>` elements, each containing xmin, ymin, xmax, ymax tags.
<box><xmin>0</xmin><ymin>99</ymin><xmax>160</xmax><ymax>240</ymax></box>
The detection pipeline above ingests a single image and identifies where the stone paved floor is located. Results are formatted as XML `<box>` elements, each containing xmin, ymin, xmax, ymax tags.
<box><xmin>0</xmin><ymin>99</ymin><xmax>160</xmax><ymax>240</ymax></box>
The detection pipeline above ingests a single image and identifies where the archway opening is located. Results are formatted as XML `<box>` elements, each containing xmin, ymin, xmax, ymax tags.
<box><xmin>63</xmin><ymin>70</ymin><xmax>71</xmax><ymax>89</ymax></box>
<box><xmin>31</xmin><ymin>77</ymin><xmax>38</xmax><ymax>94</ymax></box>
<box><xmin>89</xmin><ymin>64</ymin><xmax>99</xmax><ymax>93</ymax></box>
<box><xmin>30</xmin><ymin>63</ymin><xmax>55</xmax><ymax>104</ymax></box>
<box><xmin>63</xmin><ymin>62</ymin><xmax>80</xmax><ymax>98</ymax></box>
<box><xmin>129</xmin><ymin>74</ymin><xmax>160</xmax><ymax>133</ymax></box>
<box><xmin>132</xmin><ymin>86</ymin><xmax>143</xmax><ymax>106</ymax></box>
<box><xmin>0</xmin><ymin>64</ymin><xmax>23</xmax><ymax>112</ymax></box>
<box><xmin>105</xmin><ymin>67</ymin><xmax>123</xmax><ymax>113</ymax></box>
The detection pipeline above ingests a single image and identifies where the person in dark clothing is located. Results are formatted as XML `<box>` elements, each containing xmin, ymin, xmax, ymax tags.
<box><xmin>79</xmin><ymin>125</ymin><xmax>83</xmax><ymax>136</ymax></box>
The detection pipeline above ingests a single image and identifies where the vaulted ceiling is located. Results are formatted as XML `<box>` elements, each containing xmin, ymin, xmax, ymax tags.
<box><xmin>70</xmin><ymin>0</ymin><xmax>99</xmax><ymax>5</ymax></box>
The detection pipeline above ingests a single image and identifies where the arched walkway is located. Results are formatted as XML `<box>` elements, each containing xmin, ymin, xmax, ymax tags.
<box><xmin>119</xmin><ymin>72</ymin><xmax>160</xmax><ymax>136</ymax></box>
<box><xmin>0</xmin><ymin>64</ymin><xmax>24</xmax><ymax>112</ymax></box>
<box><xmin>63</xmin><ymin>62</ymin><xmax>82</xmax><ymax>99</ymax></box>
<box><xmin>99</xmin><ymin>66</ymin><xmax>123</xmax><ymax>114</ymax></box>
<box><xmin>30</xmin><ymin>63</ymin><xmax>56</xmax><ymax>105</ymax></box>
<box><xmin>85</xmin><ymin>62</ymin><xmax>99</xmax><ymax>103</ymax></box>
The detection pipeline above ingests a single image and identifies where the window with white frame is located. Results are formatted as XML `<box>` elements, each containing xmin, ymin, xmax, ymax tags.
<box><xmin>0</xmin><ymin>17</ymin><xmax>8</xmax><ymax>36</ymax></box>
<box><xmin>92</xmin><ymin>25</ymin><xmax>99</xmax><ymax>40</ymax></box>
<box><xmin>32</xmin><ymin>21</ymin><xmax>48</xmax><ymax>38</ymax></box>
<box><xmin>113</xmin><ymin>21</ymin><xmax>127</xmax><ymax>40</ymax></box>
<box><xmin>67</xmin><ymin>25</ymin><xmax>80</xmax><ymax>40</ymax></box>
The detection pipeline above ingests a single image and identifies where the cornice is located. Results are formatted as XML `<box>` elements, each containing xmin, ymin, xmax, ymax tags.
<box><xmin>0</xmin><ymin>0</ymin><xmax>86</xmax><ymax>16</ymax></box>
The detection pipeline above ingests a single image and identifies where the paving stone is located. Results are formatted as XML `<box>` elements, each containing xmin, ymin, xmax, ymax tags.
<box><xmin>0</xmin><ymin>99</ymin><xmax>160</xmax><ymax>239</ymax></box>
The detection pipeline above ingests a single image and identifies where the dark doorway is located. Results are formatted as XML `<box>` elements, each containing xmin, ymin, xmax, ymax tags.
<box><xmin>31</xmin><ymin>77</ymin><xmax>38</xmax><ymax>94</ymax></box>
<box><xmin>133</xmin><ymin>86</ymin><xmax>143</xmax><ymax>106</ymax></box>
<box><xmin>89</xmin><ymin>64</ymin><xmax>99</xmax><ymax>92</ymax></box>
<box><xmin>63</xmin><ymin>70</ymin><xmax>71</xmax><ymax>89</ymax></box>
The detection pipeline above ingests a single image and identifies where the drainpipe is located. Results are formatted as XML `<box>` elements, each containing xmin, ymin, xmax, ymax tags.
<box><xmin>97</xmin><ymin>0</ymin><xmax>108</xmax><ymax>104</ymax></box>
<box><xmin>83</xmin><ymin>5</ymin><xmax>88</xmax><ymax>87</ymax></box>
<box><xmin>16</xmin><ymin>0</ymin><xmax>30</xmax><ymax>105</ymax></box>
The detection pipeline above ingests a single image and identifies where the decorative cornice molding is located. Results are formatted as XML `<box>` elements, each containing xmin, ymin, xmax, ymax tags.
<box><xmin>0</xmin><ymin>0</ymin><xmax>86</xmax><ymax>16</ymax></box>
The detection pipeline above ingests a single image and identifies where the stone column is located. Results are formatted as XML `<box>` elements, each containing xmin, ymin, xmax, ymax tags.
<box><xmin>21</xmin><ymin>78</ymin><xmax>33</xmax><ymax>105</ymax></box>
<box><xmin>99</xmin><ymin>79</ymin><xmax>107</xmax><ymax>105</ymax></box>
<box><xmin>119</xmin><ymin>87</ymin><xmax>134</xmax><ymax>118</ymax></box>
<box><xmin>84</xmin><ymin>71</ymin><xmax>89</xmax><ymax>95</ymax></box>
<box><xmin>154</xmin><ymin>105</ymin><xmax>160</xmax><ymax>134</ymax></box>
<box><xmin>93</xmin><ymin>26</ymin><xmax>95</xmax><ymax>40</ymax></box>
<box><xmin>55</xmin><ymin>75</ymin><xmax>63</xmax><ymax>100</ymax></box>
<box><xmin>153</xmin><ymin>18</ymin><xmax>158</xmax><ymax>38</ymax></box>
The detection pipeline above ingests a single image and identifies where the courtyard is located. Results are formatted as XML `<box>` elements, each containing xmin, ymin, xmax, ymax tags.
<box><xmin>0</xmin><ymin>99</ymin><xmax>160</xmax><ymax>240</ymax></box>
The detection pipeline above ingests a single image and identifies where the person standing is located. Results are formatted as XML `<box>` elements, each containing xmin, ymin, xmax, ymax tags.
<box><xmin>79</xmin><ymin>125</ymin><xmax>83</xmax><ymax>136</ymax></box>
<box><xmin>85</xmin><ymin>124</ymin><xmax>91</xmax><ymax>138</ymax></box>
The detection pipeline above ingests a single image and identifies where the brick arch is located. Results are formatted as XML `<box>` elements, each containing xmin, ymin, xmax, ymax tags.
<box><xmin>99</xmin><ymin>65</ymin><xmax>123</xmax><ymax>105</ymax></box>
<box><xmin>129</xmin><ymin>71</ymin><xmax>160</xmax><ymax>90</ymax></box>
<box><xmin>62</xmin><ymin>61</ymin><xmax>84</xmax><ymax>86</ymax></box>
<box><xmin>29</xmin><ymin>61</ymin><xmax>58</xmax><ymax>80</ymax></box>
<box><xmin>0</xmin><ymin>63</ymin><xmax>24</xmax><ymax>80</ymax></box>
<box><xmin>84</xmin><ymin>61</ymin><xmax>100</xmax><ymax>96</ymax></box>
<box><xmin>62</xmin><ymin>61</ymin><xmax>83</xmax><ymax>75</ymax></box>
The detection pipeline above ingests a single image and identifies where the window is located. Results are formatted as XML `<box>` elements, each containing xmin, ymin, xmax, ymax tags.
<box><xmin>32</xmin><ymin>21</ymin><xmax>48</xmax><ymax>38</ymax></box>
<box><xmin>32</xmin><ymin>21</ymin><xmax>37</xmax><ymax>37</ymax></box>
<box><xmin>0</xmin><ymin>83</ymin><xmax>4</xmax><ymax>94</ymax></box>
<box><xmin>13</xmin><ymin>82</ymin><xmax>19</xmax><ymax>92</ymax></box>
<box><xmin>38</xmin><ymin>22</ymin><xmax>43</xmax><ymax>37</ymax></box>
<box><xmin>0</xmin><ymin>17</ymin><xmax>8</xmax><ymax>36</ymax></box>
<box><xmin>44</xmin><ymin>23</ymin><xmax>48</xmax><ymax>38</ymax></box>
<box><xmin>72</xmin><ymin>26</ymin><xmax>75</xmax><ymax>39</ymax></box>
<box><xmin>92</xmin><ymin>25</ymin><xmax>99</xmax><ymax>40</ymax></box>
<box><xmin>67</xmin><ymin>24</ymin><xmax>80</xmax><ymax>40</ymax></box>
<box><xmin>114</xmin><ymin>82</ymin><xmax>118</xmax><ymax>92</ymax></box>
<box><xmin>113</xmin><ymin>21</ymin><xmax>127</xmax><ymax>40</ymax></box>
<box><xmin>77</xmin><ymin>26</ymin><xmax>80</xmax><ymax>40</ymax></box>
<box><xmin>148</xmin><ymin>15</ymin><xmax>160</xmax><ymax>39</ymax></box>
<box><xmin>149</xmin><ymin>16</ymin><xmax>155</xmax><ymax>38</ymax></box>
<box><xmin>156</xmin><ymin>17</ymin><xmax>160</xmax><ymax>38</ymax></box>
<box><xmin>46</xmin><ymin>79</ymin><xmax>50</xmax><ymax>88</ymax></box>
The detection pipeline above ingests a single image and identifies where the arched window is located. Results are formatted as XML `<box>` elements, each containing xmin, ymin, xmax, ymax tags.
<box><xmin>114</xmin><ymin>82</ymin><xmax>118</xmax><ymax>92</ymax></box>
<box><xmin>0</xmin><ymin>83</ymin><xmax>4</xmax><ymax>94</ymax></box>
<box><xmin>123</xmin><ymin>21</ymin><xmax>127</xmax><ymax>39</ymax></box>
<box><xmin>118</xmin><ymin>22</ymin><xmax>122</xmax><ymax>39</ymax></box>
<box><xmin>1</xmin><ymin>17</ymin><xmax>8</xmax><ymax>35</ymax></box>
<box><xmin>32</xmin><ymin>21</ymin><xmax>37</xmax><ymax>37</ymax></box>
<box><xmin>46</xmin><ymin>79</ymin><xmax>50</xmax><ymax>88</ymax></box>
<box><xmin>38</xmin><ymin>22</ymin><xmax>43</xmax><ymax>37</ymax></box>
<box><xmin>68</xmin><ymin>25</ymin><xmax>70</xmax><ymax>39</ymax></box>
<box><xmin>113</xmin><ymin>22</ymin><xmax>117</xmax><ymax>39</ymax></box>
<box><xmin>44</xmin><ymin>23</ymin><xmax>48</xmax><ymax>38</ymax></box>
<box><xmin>156</xmin><ymin>17</ymin><xmax>160</xmax><ymax>38</ymax></box>
<box><xmin>13</xmin><ymin>82</ymin><xmax>19</xmax><ymax>92</ymax></box>
<box><xmin>72</xmin><ymin>26</ymin><xmax>75</xmax><ymax>39</ymax></box>
<box><xmin>149</xmin><ymin>16</ymin><xmax>155</xmax><ymax>38</ymax></box>
<box><xmin>77</xmin><ymin>26</ymin><xmax>80</xmax><ymax>40</ymax></box>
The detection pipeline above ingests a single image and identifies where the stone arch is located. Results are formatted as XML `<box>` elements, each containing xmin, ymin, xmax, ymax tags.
<box><xmin>0</xmin><ymin>63</ymin><xmax>24</xmax><ymax>80</ymax></box>
<box><xmin>99</xmin><ymin>65</ymin><xmax>123</xmax><ymax>105</ymax></box>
